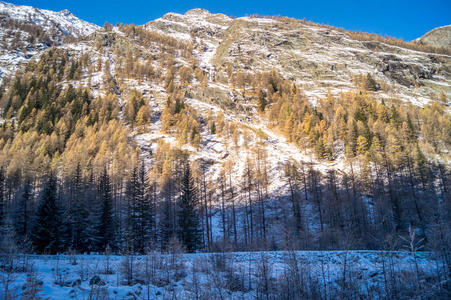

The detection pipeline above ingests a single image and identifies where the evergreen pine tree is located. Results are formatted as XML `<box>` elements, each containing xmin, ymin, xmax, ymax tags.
<box><xmin>160</xmin><ymin>196</ymin><xmax>174</xmax><ymax>250</ymax></box>
<box><xmin>159</xmin><ymin>159</ymin><xmax>175</xmax><ymax>250</ymax></box>
<box><xmin>83</xmin><ymin>169</ymin><xmax>99</xmax><ymax>252</ymax></box>
<box><xmin>32</xmin><ymin>173</ymin><xmax>63</xmax><ymax>254</ymax></box>
<box><xmin>363</xmin><ymin>73</ymin><xmax>378</xmax><ymax>91</ymax></box>
<box><xmin>177</xmin><ymin>163</ymin><xmax>202</xmax><ymax>253</ymax></box>
<box><xmin>68</xmin><ymin>163</ymin><xmax>88</xmax><ymax>252</ymax></box>
<box><xmin>138</xmin><ymin>162</ymin><xmax>155</xmax><ymax>251</ymax></box>
<box><xmin>0</xmin><ymin>167</ymin><xmax>5</xmax><ymax>229</ymax></box>
<box><xmin>126</xmin><ymin>162</ymin><xmax>154</xmax><ymax>253</ymax></box>
<box><xmin>14</xmin><ymin>178</ymin><xmax>33</xmax><ymax>241</ymax></box>
<box><xmin>125</xmin><ymin>166</ymin><xmax>139</xmax><ymax>252</ymax></box>
<box><xmin>96</xmin><ymin>167</ymin><xmax>116</xmax><ymax>252</ymax></box>
<box><xmin>258</xmin><ymin>92</ymin><xmax>267</xmax><ymax>112</ymax></box>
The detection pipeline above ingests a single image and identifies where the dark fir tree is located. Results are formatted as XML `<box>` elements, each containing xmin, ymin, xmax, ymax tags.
<box><xmin>177</xmin><ymin>163</ymin><xmax>202</xmax><ymax>253</ymax></box>
<box><xmin>83</xmin><ymin>169</ymin><xmax>99</xmax><ymax>252</ymax></box>
<box><xmin>126</xmin><ymin>162</ymin><xmax>154</xmax><ymax>253</ymax></box>
<box><xmin>96</xmin><ymin>167</ymin><xmax>116</xmax><ymax>252</ymax></box>
<box><xmin>159</xmin><ymin>195</ymin><xmax>175</xmax><ymax>250</ymax></box>
<box><xmin>32</xmin><ymin>173</ymin><xmax>63</xmax><ymax>254</ymax></box>
<box><xmin>67</xmin><ymin>163</ymin><xmax>88</xmax><ymax>251</ymax></box>
<box><xmin>125</xmin><ymin>166</ymin><xmax>139</xmax><ymax>251</ymax></box>
<box><xmin>14</xmin><ymin>178</ymin><xmax>33</xmax><ymax>242</ymax></box>
<box><xmin>159</xmin><ymin>164</ymin><xmax>176</xmax><ymax>250</ymax></box>
<box><xmin>0</xmin><ymin>167</ymin><xmax>5</xmax><ymax>229</ymax></box>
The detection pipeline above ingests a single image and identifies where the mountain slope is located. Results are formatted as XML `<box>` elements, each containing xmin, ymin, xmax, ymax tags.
<box><xmin>0</xmin><ymin>5</ymin><xmax>451</xmax><ymax>256</ymax></box>
<box><xmin>0</xmin><ymin>1</ymin><xmax>98</xmax><ymax>37</ymax></box>
<box><xmin>145</xmin><ymin>10</ymin><xmax>451</xmax><ymax>108</ymax></box>
<box><xmin>0</xmin><ymin>1</ymin><xmax>99</xmax><ymax>82</ymax></box>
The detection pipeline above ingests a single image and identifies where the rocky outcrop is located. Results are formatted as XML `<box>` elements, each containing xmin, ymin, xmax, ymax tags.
<box><xmin>90</xmin><ymin>32</ymin><xmax>134</xmax><ymax>52</ymax></box>
<box><xmin>416</xmin><ymin>25</ymin><xmax>451</xmax><ymax>48</ymax></box>
<box><xmin>185</xmin><ymin>85</ymin><xmax>245</xmax><ymax>113</ymax></box>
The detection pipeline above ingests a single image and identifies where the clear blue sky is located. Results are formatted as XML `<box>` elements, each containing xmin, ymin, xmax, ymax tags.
<box><xmin>10</xmin><ymin>0</ymin><xmax>451</xmax><ymax>41</ymax></box>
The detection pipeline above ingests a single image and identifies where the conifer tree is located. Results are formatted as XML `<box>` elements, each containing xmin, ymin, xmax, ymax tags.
<box><xmin>0</xmin><ymin>167</ymin><xmax>5</xmax><ymax>229</ymax></box>
<box><xmin>177</xmin><ymin>163</ymin><xmax>202</xmax><ymax>253</ymax></box>
<box><xmin>67</xmin><ymin>163</ymin><xmax>88</xmax><ymax>251</ymax></box>
<box><xmin>32</xmin><ymin>173</ymin><xmax>63</xmax><ymax>254</ymax></box>
<box><xmin>96</xmin><ymin>167</ymin><xmax>116</xmax><ymax>252</ymax></box>
<box><xmin>356</xmin><ymin>136</ymin><xmax>369</xmax><ymax>155</ymax></box>
<box><xmin>160</xmin><ymin>196</ymin><xmax>175</xmax><ymax>250</ymax></box>
<box><xmin>363</xmin><ymin>73</ymin><xmax>378</xmax><ymax>91</ymax></box>
<box><xmin>125</xmin><ymin>167</ymin><xmax>139</xmax><ymax>250</ymax></box>
<box><xmin>126</xmin><ymin>163</ymin><xmax>154</xmax><ymax>253</ymax></box>
<box><xmin>135</xmin><ymin>162</ymin><xmax>155</xmax><ymax>251</ymax></box>
<box><xmin>258</xmin><ymin>91</ymin><xmax>267</xmax><ymax>112</ymax></box>
<box><xmin>83</xmin><ymin>169</ymin><xmax>99</xmax><ymax>252</ymax></box>
<box><xmin>14</xmin><ymin>178</ymin><xmax>33</xmax><ymax>241</ymax></box>
<box><xmin>159</xmin><ymin>159</ymin><xmax>175</xmax><ymax>249</ymax></box>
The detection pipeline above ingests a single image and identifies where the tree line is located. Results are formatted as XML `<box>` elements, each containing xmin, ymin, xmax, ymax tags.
<box><xmin>0</xmin><ymin>160</ymin><xmax>203</xmax><ymax>255</ymax></box>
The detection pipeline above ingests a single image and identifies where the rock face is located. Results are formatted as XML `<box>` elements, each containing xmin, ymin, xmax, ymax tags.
<box><xmin>145</xmin><ymin>11</ymin><xmax>451</xmax><ymax>105</ymax></box>
<box><xmin>416</xmin><ymin>25</ymin><xmax>451</xmax><ymax>48</ymax></box>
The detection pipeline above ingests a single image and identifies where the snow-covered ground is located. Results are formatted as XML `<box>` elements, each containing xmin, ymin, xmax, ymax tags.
<box><xmin>0</xmin><ymin>250</ymin><xmax>441</xmax><ymax>299</ymax></box>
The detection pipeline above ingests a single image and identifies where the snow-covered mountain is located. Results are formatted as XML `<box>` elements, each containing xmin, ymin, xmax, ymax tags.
<box><xmin>138</xmin><ymin>9</ymin><xmax>451</xmax><ymax>189</ymax></box>
<box><xmin>1</xmin><ymin>4</ymin><xmax>451</xmax><ymax>242</ymax></box>
<box><xmin>145</xmin><ymin>9</ymin><xmax>451</xmax><ymax>107</ymax></box>
<box><xmin>0</xmin><ymin>1</ymin><xmax>99</xmax><ymax>82</ymax></box>
<box><xmin>2</xmin><ymin>5</ymin><xmax>449</xmax><ymax>197</ymax></box>
<box><xmin>0</xmin><ymin>1</ymin><xmax>98</xmax><ymax>37</ymax></box>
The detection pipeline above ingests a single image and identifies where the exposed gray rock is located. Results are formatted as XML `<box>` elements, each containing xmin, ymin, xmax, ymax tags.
<box><xmin>89</xmin><ymin>275</ymin><xmax>101</xmax><ymax>286</ymax></box>
<box><xmin>416</xmin><ymin>25</ymin><xmax>451</xmax><ymax>48</ymax></box>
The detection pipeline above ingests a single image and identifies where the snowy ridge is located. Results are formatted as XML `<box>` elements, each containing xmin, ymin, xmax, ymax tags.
<box><xmin>0</xmin><ymin>1</ymin><xmax>99</xmax><ymax>37</ymax></box>
<box><xmin>133</xmin><ymin>9</ymin><xmax>451</xmax><ymax>201</ymax></box>
<box><xmin>0</xmin><ymin>1</ymin><xmax>99</xmax><ymax>83</ymax></box>
<box><xmin>145</xmin><ymin>9</ymin><xmax>230</xmax><ymax>67</ymax></box>
<box><xmin>144</xmin><ymin>9</ymin><xmax>451</xmax><ymax>109</ymax></box>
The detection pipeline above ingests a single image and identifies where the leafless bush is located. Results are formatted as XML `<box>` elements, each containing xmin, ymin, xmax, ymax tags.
<box><xmin>51</xmin><ymin>255</ymin><xmax>69</xmax><ymax>287</ymax></box>
<box><xmin>101</xmin><ymin>245</ymin><xmax>114</xmax><ymax>275</ymax></box>
<box><xmin>164</xmin><ymin>236</ymin><xmax>186</xmax><ymax>282</ymax></box>
<box><xmin>254</xmin><ymin>252</ymin><xmax>276</xmax><ymax>300</ymax></box>
<box><xmin>67</xmin><ymin>247</ymin><xmax>78</xmax><ymax>265</ymax></box>
<box><xmin>76</xmin><ymin>257</ymin><xmax>90</xmax><ymax>281</ymax></box>
<box><xmin>0</xmin><ymin>263</ymin><xmax>20</xmax><ymax>299</ymax></box>
<box><xmin>20</xmin><ymin>263</ymin><xmax>44</xmax><ymax>300</ymax></box>
<box><xmin>119</xmin><ymin>254</ymin><xmax>140</xmax><ymax>286</ymax></box>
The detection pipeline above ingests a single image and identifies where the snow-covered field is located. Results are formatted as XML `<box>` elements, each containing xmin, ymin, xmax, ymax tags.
<box><xmin>0</xmin><ymin>250</ymin><xmax>443</xmax><ymax>299</ymax></box>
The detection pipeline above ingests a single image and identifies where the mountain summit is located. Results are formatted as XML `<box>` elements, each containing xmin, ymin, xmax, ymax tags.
<box><xmin>0</xmin><ymin>1</ymin><xmax>98</xmax><ymax>37</ymax></box>
<box><xmin>0</xmin><ymin>1</ymin><xmax>99</xmax><ymax>81</ymax></box>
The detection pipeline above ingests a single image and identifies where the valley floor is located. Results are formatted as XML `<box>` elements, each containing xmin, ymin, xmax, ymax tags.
<box><xmin>1</xmin><ymin>250</ymin><xmax>447</xmax><ymax>299</ymax></box>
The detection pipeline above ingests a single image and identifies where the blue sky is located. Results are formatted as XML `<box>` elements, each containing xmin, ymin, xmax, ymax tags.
<box><xmin>10</xmin><ymin>0</ymin><xmax>451</xmax><ymax>41</ymax></box>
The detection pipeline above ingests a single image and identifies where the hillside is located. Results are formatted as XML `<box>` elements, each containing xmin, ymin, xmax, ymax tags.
<box><xmin>0</xmin><ymin>1</ymin><xmax>99</xmax><ymax>82</ymax></box>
